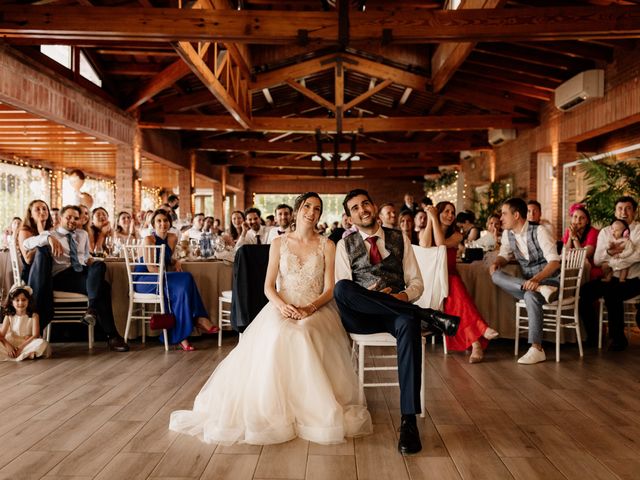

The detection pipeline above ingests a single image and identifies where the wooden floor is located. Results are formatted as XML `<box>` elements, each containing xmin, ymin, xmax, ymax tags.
<box><xmin>1</xmin><ymin>332</ymin><xmax>640</xmax><ymax>480</ymax></box>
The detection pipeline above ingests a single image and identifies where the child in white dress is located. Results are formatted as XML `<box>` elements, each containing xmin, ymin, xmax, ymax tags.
<box><xmin>1</xmin><ymin>284</ymin><xmax>50</xmax><ymax>361</ymax></box>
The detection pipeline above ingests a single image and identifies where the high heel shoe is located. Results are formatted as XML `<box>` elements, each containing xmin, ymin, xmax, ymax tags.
<box><xmin>483</xmin><ymin>327</ymin><xmax>499</xmax><ymax>341</ymax></box>
<box><xmin>197</xmin><ymin>324</ymin><xmax>220</xmax><ymax>335</ymax></box>
<box><xmin>178</xmin><ymin>343</ymin><xmax>195</xmax><ymax>351</ymax></box>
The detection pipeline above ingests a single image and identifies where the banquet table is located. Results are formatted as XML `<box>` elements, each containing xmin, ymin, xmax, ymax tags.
<box><xmin>104</xmin><ymin>259</ymin><xmax>233</xmax><ymax>339</ymax></box>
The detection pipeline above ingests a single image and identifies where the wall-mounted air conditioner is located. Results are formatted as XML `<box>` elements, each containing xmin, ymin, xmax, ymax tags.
<box><xmin>554</xmin><ymin>69</ymin><xmax>604</xmax><ymax>112</ymax></box>
<box><xmin>459</xmin><ymin>150</ymin><xmax>474</xmax><ymax>161</ymax></box>
<box><xmin>488</xmin><ymin>128</ymin><xmax>516</xmax><ymax>146</ymax></box>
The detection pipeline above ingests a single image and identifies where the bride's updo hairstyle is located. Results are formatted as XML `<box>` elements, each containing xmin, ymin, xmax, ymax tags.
<box><xmin>290</xmin><ymin>192</ymin><xmax>323</xmax><ymax>231</ymax></box>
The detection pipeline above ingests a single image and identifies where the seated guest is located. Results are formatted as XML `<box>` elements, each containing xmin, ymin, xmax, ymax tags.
<box><xmin>562</xmin><ymin>203</ymin><xmax>600</xmax><ymax>279</ymax></box>
<box><xmin>166</xmin><ymin>194</ymin><xmax>179</xmax><ymax>223</ymax></box>
<box><xmin>379</xmin><ymin>203</ymin><xmax>398</xmax><ymax>229</ymax></box>
<box><xmin>115</xmin><ymin>211</ymin><xmax>139</xmax><ymax>244</ymax></box>
<box><xmin>527</xmin><ymin>200</ymin><xmax>553</xmax><ymax>233</ymax></box>
<box><xmin>212</xmin><ymin>218</ymin><xmax>223</xmax><ymax>235</ymax></box>
<box><xmin>398</xmin><ymin>210</ymin><xmax>419</xmax><ymax>245</ymax></box>
<box><xmin>139</xmin><ymin>210</ymin><xmax>155</xmax><ymax>238</ymax></box>
<box><xmin>579</xmin><ymin>196</ymin><xmax>640</xmax><ymax>350</ymax></box>
<box><xmin>265</xmin><ymin>214</ymin><xmax>275</xmax><ymax>228</ymax></box>
<box><xmin>183</xmin><ymin>213</ymin><xmax>205</xmax><ymax>241</ymax></box>
<box><xmin>18</xmin><ymin>200</ymin><xmax>56</xmax><ymax>282</ymax></box>
<box><xmin>601</xmin><ymin>219</ymin><xmax>635</xmax><ymax>282</ymax></box>
<box><xmin>420</xmin><ymin>202</ymin><xmax>499</xmax><ymax>363</ymax></box>
<box><xmin>328</xmin><ymin>213</ymin><xmax>351</xmax><ymax>244</ymax></box>
<box><xmin>3</xmin><ymin>216</ymin><xmax>22</xmax><ymax>248</ymax></box>
<box><xmin>135</xmin><ymin>209</ymin><xmax>219</xmax><ymax>351</ymax></box>
<box><xmin>224</xmin><ymin>210</ymin><xmax>245</xmax><ymax>246</ymax></box>
<box><xmin>491</xmin><ymin>198</ymin><xmax>561</xmax><ymax>364</ymax></box>
<box><xmin>456</xmin><ymin>210</ymin><xmax>480</xmax><ymax>243</ymax></box>
<box><xmin>50</xmin><ymin>208</ymin><xmax>61</xmax><ymax>229</ymax></box>
<box><xmin>266</xmin><ymin>204</ymin><xmax>293</xmax><ymax>243</ymax></box>
<box><xmin>89</xmin><ymin>207</ymin><xmax>114</xmax><ymax>254</ymax></box>
<box><xmin>414</xmin><ymin>210</ymin><xmax>427</xmax><ymax>237</ymax></box>
<box><xmin>78</xmin><ymin>205</ymin><xmax>91</xmax><ymax>235</ymax></box>
<box><xmin>235</xmin><ymin>207</ymin><xmax>271</xmax><ymax>248</ymax></box>
<box><xmin>469</xmin><ymin>214</ymin><xmax>501</xmax><ymax>251</ymax></box>
<box><xmin>25</xmin><ymin>205</ymin><xmax>128</xmax><ymax>351</ymax></box>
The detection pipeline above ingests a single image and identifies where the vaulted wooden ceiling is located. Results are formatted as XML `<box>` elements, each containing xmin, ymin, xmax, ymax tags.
<box><xmin>0</xmin><ymin>0</ymin><xmax>638</xmax><ymax>181</ymax></box>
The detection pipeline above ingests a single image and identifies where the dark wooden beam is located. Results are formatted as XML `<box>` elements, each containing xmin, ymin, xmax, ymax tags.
<box><xmin>193</xmin><ymin>138</ymin><xmax>484</xmax><ymax>154</ymax></box>
<box><xmin>3</xmin><ymin>6</ymin><xmax>640</xmax><ymax>44</ymax></box>
<box><xmin>140</xmin><ymin>113</ymin><xmax>536</xmax><ymax>133</ymax></box>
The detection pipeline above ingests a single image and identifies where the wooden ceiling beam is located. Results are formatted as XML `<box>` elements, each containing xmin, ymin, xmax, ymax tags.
<box><xmin>250</xmin><ymin>54</ymin><xmax>337</xmax><ymax>91</ymax></box>
<box><xmin>343</xmin><ymin>79</ymin><xmax>393</xmax><ymax>112</ymax></box>
<box><xmin>444</xmin><ymin>82</ymin><xmax>541</xmax><ymax>114</ymax></box>
<box><xmin>431</xmin><ymin>0</ymin><xmax>506</xmax><ymax>93</ymax></box>
<box><xmin>223</xmin><ymin>156</ymin><xmax>453</xmax><ymax>170</ymax></box>
<box><xmin>4</xmin><ymin>6</ymin><xmax>640</xmax><ymax>44</ymax></box>
<box><xmin>285</xmin><ymin>79</ymin><xmax>336</xmax><ymax>113</ymax></box>
<box><xmin>243</xmin><ymin>167</ymin><xmax>433</xmax><ymax>178</ymax></box>
<box><xmin>140</xmin><ymin>114</ymin><xmax>535</xmax><ymax>133</ymax></box>
<box><xmin>126</xmin><ymin>59</ymin><xmax>192</xmax><ymax>112</ymax></box>
<box><xmin>173</xmin><ymin>41</ymin><xmax>251</xmax><ymax>129</ymax></box>
<box><xmin>193</xmin><ymin>138</ymin><xmax>482</xmax><ymax>154</ymax></box>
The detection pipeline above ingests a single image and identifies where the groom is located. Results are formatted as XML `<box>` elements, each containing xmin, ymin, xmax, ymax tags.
<box><xmin>334</xmin><ymin>189</ymin><xmax>459</xmax><ymax>455</ymax></box>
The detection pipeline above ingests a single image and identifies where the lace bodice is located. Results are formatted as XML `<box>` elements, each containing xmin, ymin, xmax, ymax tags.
<box><xmin>277</xmin><ymin>234</ymin><xmax>326</xmax><ymax>305</ymax></box>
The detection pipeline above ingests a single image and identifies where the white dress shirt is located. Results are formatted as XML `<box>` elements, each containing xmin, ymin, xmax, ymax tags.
<box><xmin>186</xmin><ymin>227</ymin><xmax>203</xmax><ymax>241</ymax></box>
<box><xmin>498</xmin><ymin>220</ymin><xmax>560</xmax><ymax>264</ymax></box>
<box><xmin>594</xmin><ymin>221</ymin><xmax>640</xmax><ymax>279</ymax></box>
<box><xmin>52</xmin><ymin>227</ymin><xmax>91</xmax><ymax>275</ymax></box>
<box><xmin>335</xmin><ymin>226</ymin><xmax>424</xmax><ymax>302</ymax></box>
<box><xmin>266</xmin><ymin>226</ymin><xmax>290</xmax><ymax>244</ymax></box>
<box><xmin>235</xmin><ymin>225</ymin><xmax>272</xmax><ymax>249</ymax></box>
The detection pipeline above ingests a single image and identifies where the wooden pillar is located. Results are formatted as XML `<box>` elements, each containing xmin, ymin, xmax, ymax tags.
<box><xmin>178</xmin><ymin>169</ymin><xmax>193</xmax><ymax>220</ymax></box>
<box><xmin>115</xmin><ymin>144</ymin><xmax>139</xmax><ymax>215</ymax></box>
<box><xmin>551</xmin><ymin>142</ymin><xmax>577</xmax><ymax>239</ymax></box>
<box><xmin>213</xmin><ymin>181</ymin><xmax>224</xmax><ymax>227</ymax></box>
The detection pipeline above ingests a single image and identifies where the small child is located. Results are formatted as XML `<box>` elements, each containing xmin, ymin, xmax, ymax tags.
<box><xmin>0</xmin><ymin>284</ymin><xmax>50</xmax><ymax>361</ymax></box>
<box><xmin>602</xmin><ymin>219</ymin><xmax>635</xmax><ymax>283</ymax></box>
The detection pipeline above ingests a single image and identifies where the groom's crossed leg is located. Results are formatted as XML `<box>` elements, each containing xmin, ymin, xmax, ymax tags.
<box><xmin>334</xmin><ymin>279</ymin><xmax>422</xmax><ymax>416</ymax></box>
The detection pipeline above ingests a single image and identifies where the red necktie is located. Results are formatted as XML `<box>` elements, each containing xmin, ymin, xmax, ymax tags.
<box><xmin>366</xmin><ymin>236</ymin><xmax>382</xmax><ymax>265</ymax></box>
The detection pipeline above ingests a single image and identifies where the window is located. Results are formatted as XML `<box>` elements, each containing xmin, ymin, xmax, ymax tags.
<box><xmin>80</xmin><ymin>51</ymin><xmax>102</xmax><ymax>87</ymax></box>
<box><xmin>0</xmin><ymin>162</ymin><xmax>48</xmax><ymax>234</ymax></box>
<box><xmin>62</xmin><ymin>173</ymin><xmax>115</xmax><ymax>219</ymax></box>
<box><xmin>252</xmin><ymin>193</ymin><xmax>344</xmax><ymax>227</ymax></box>
<box><xmin>40</xmin><ymin>46</ymin><xmax>102</xmax><ymax>87</ymax></box>
<box><xmin>40</xmin><ymin>45</ymin><xmax>71</xmax><ymax>69</ymax></box>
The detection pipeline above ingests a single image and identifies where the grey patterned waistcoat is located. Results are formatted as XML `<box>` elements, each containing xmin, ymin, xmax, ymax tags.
<box><xmin>507</xmin><ymin>223</ymin><xmax>556</xmax><ymax>280</ymax></box>
<box><xmin>344</xmin><ymin>227</ymin><xmax>405</xmax><ymax>293</ymax></box>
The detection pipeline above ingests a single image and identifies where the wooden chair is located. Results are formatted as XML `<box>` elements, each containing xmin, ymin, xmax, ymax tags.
<box><xmin>123</xmin><ymin>244</ymin><xmax>169</xmax><ymax>351</ymax></box>
<box><xmin>598</xmin><ymin>295</ymin><xmax>640</xmax><ymax>349</ymax></box>
<box><xmin>515</xmin><ymin>248</ymin><xmax>587</xmax><ymax>362</ymax></box>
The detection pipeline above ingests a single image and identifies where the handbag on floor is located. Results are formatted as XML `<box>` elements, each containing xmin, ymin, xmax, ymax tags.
<box><xmin>150</xmin><ymin>271</ymin><xmax>176</xmax><ymax>330</ymax></box>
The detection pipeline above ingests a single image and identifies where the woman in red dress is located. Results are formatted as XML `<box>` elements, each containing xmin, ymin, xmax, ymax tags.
<box><xmin>419</xmin><ymin>201</ymin><xmax>499</xmax><ymax>363</ymax></box>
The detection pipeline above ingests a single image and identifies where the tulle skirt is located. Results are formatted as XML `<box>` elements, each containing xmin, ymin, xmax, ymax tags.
<box><xmin>169</xmin><ymin>300</ymin><xmax>372</xmax><ymax>445</ymax></box>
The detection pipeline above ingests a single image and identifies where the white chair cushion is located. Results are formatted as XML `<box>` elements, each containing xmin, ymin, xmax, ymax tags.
<box><xmin>132</xmin><ymin>292</ymin><xmax>162</xmax><ymax>302</ymax></box>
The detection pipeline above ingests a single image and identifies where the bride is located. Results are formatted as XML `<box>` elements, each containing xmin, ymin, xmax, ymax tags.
<box><xmin>170</xmin><ymin>192</ymin><xmax>372</xmax><ymax>445</ymax></box>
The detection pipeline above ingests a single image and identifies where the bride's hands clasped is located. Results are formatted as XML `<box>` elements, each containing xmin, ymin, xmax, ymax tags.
<box><xmin>279</xmin><ymin>303</ymin><xmax>303</xmax><ymax>320</ymax></box>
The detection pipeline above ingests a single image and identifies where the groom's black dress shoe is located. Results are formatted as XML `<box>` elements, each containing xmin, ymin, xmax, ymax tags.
<box><xmin>398</xmin><ymin>416</ymin><xmax>422</xmax><ymax>455</ymax></box>
<box><xmin>418</xmin><ymin>309</ymin><xmax>460</xmax><ymax>336</ymax></box>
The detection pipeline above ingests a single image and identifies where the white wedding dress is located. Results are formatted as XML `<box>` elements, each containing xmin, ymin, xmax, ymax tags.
<box><xmin>169</xmin><ymin>234</ymin><xmax>372</xmax><ymax>445</ymax></box>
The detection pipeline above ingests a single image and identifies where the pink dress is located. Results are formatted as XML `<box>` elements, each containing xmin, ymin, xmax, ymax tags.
<box><xmin>443</xmin><ymin>248</ymin><xmax>489</xmax><ymax>351</ymax></box>
<box><xmin>562</xmin><ymin>227</ymin><xmax>601</xmax><ymax>279</ymax></box>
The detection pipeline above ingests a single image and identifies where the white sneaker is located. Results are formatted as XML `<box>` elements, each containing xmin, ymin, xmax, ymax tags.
<box><xmin>517</xmin><ymin>347</ymin><xmax>546</xmax><ymax>364</ymax></box>
<box><xmin>538</xmin><ymin>285</ymin><xmax>558</xmax><ymax>303</ymax></box>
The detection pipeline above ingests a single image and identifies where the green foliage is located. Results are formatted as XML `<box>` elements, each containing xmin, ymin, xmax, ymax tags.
<box><xmin>472</xmin><ymin>181</ymin><xmax>512</xmax><ymax>228</ymax></box>
<box><xmin>424</xmin><ymin>170</ymin><xmax>458</xmax><ymax>193</ymax></box>
<box><xmin>580</xmin><ymin>156</ymin><xmax>640</xmax><ymax>226</ymax></box>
